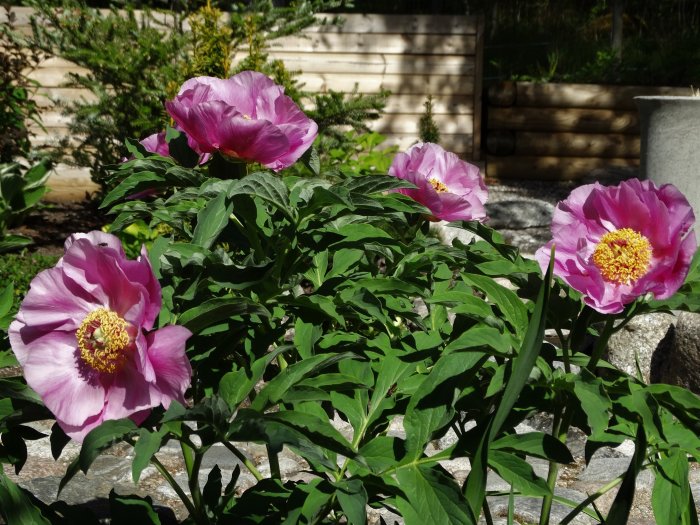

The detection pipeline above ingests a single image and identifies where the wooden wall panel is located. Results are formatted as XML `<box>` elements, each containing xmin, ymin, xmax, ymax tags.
<box><xmin>9</xmin><ymin>7</ymin><xmax>483</xmax><ymax>175</ymax></box>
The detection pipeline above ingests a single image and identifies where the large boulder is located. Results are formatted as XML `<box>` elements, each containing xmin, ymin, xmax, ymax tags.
<box><xmin>656</xmin><ymin>311</ymin><xmax>700</xmax><ymax>393</ymax></box>
<box><xmin>605</xmin><ymin>312</ymin><xmax>675</xmax><ymax>383</ymax></box>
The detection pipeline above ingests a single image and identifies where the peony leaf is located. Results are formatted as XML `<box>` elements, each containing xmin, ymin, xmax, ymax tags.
<box><xmin>573</xmin><ymin>369</ymin><xmax>612</xmax><ymax>438</ymax></box>
<box><xmin>394</xmin><ymin>465</ymin><xmax>473</xmax><ymax>525</ymax></box>
<box><xmin>605</xmin><ymin>425</ymin><xmax>647</xmax><ymax>524</ymax></box>
<box><xmin>0</xmin><ymin>472</ymin><xmax>51</xmax><ymax>525</ymax></box>
<box><xmin>333</xmin><ymin>479</ymin><xmax>368</xmax><ymax>525</ymax></box>
<box><xmin>132</xmin><ymin>427</ymin><xmax>167</xmax><ymax>483</ymax></box>
<box><xmin>79</xmin><ymin>418</ymin><xmax>138</xmax><ymax>474</ymax></box>
<box><xmin>652</xmin><ymin>447</ymin><xmax>691</xmax><ymax>525</ymax></box>
<box><xmin>404</xmin><ymin>351</ymin><xmax>488</xmax><ymax>459</ymax></box>
<box><xmin>192</xmin><ymin>191</ymin><xmax>233</xmax><ymax>249</ymax></box>
<box><xmin>492</xmin><ymin>431</ymin><xmax>574</xmax><ymax>464</ymax></box>
<box><xmin>109</xmin><ymin>491</ymin><xmax>162</xmax><ymax>525</ymax></box>
<box><xmin>488</xmin><ymin>450</ymin><xmax>550</xmax><ymax>496</ymax></box>
<box><xmin>250</xmin><ymin>352</ymin><xmax>356</xmax><ymax>412</ymax></box>
<box><xmin>230</xmin><ymin>171</ymin><xmax>294</xmax><ymax>222</ymax></box>
<box><xmin>178</xmin><ymin>296</ymin><xmax>270</xmax><ymax>333</ymax></box>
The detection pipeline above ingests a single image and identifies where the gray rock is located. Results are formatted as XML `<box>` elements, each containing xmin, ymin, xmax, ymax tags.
<box><xmin>605</xmin><ymin>312</ymin><xmax>676</xmax><ymax>383</ymax></box>
<box><xmin>488</xmin><ymin>487</ymin><xmax>594</xmax><ymax>524</ymax></box>
<box><xmin>485</xmin><ymin>200</ymin><xmax>554</xmax><ymax>229</ymax></box>
<box><xmin>657</xmin><ymin>311</ymin><xmax>700</xmax><ymax>393</ymax></box>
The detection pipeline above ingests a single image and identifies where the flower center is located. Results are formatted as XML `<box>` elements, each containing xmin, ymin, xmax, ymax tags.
<box><xmin>76</xmin><ymin>308</ymin><xmax>132</xmax><ymax>373</ymax></box>
<box><xmin>429</xmin><ymin>178</ymin><xmax>449</xmax><ymax>193</ymax></box>
<box><xmin>591</xmin><ymin>228</ymin><xmax>652</xmax><ymax>284</ymax></box>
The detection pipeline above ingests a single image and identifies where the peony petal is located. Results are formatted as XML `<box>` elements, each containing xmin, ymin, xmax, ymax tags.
<box><xmin>11</xmin><ymin>329</ymin><xmax>106</xmax><ymax>427</ymax></box>
<box><xmin>146</xmin><ymin>325</ymin><xmax>192</xmax><ymax>407</ymax></box>
<box><xmin>14</xmin><ymin>266</ymin><xmax>95</xmax><ymax>332</ymax></box>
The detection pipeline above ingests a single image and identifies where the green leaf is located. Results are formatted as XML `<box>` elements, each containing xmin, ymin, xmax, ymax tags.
<box><xmin>109</xmin><ymin>490</ymin><xmax>161</xmax><ymax>525</ymax></box>
<box><xmin>219</xmin><ymin>350</ymin><xmax>282</xmax><ymax>409</ymax></box>
<box><xmin>573</xmin><ymin>369</ymin><xmax>612</xmax><ymax>438</ymax></box>
<box><xmin>202</xmin><ymin>465</ymin><xmax>223</xmax><ymax>513</ymax></box>
<box><xmin>394</xmin><ymin>465</ymin><xmax>473</xmax><ymax>525</ymax></box>
<box><xmin>464</xmin><ymin>246</ymin><xmax>552</xmax><ymax>520</ymax></box>
<box><xmin>0</xmin><ymin>235</ymin><xmax>33</xmax><ymax>253</ymax></box>
<box><xmin>251</xmin><ymin>353</ymin><xmax>355</xmax><ymax>411</ymax></box>
<box><xmin>461</xmin><ymin>273</ymin><xmax>528</xmax><ymax>337</ymax></box>
<box><xmin>0</xmin><ymin>283</ymin><xmax>13</xmax><ymax>318</ymax></box>
<box><xmin>0</xmin><ymin>471</ymin><xmax>51</xmax><ymax>525</ymax></box>
<box><xmin>334</xmin><ymin>479</ymin><xmax>368</xmax><ymax>525</ymax></box>
<box><xmin>132</xmin><ymin>427</ymin><xmax>167</xmax><ymax>483</ymax></box>
<box><xmin>606</xmin><ymin>424</ymin><xmax>647</xmax><ymax>524</ymax></box>
<box><xmin>192</xmin><ymin>192</ymin><xmax>232</xmax><ymax>249</ymax></box>
<box><xmin>178</xmin><ymin>296</ymin><xmax>269</xmax><ymax>333</ymax></box>
<box><xmin>354</xmin><ymin>436</ymin><xmax>406</xmax><ymax>474</ymax></box>
<box><xmin>652</xmin><ymin>448</ymin><xmax>691</xmax><ymax>525</ymax></box>
<box><xmin>101</xmin><ymin>171</ymin><xmax>164</xmax><ymax>208</ymax></box>
<box><xmin>294</xmin><ymin>319</ymin><xmax>323</xmax><ymax>359</ymax></box>
<box><xmin>300</xmin><ymin>145</ymin><xmax>321</xmax><ymax>176</ymax></box>
<box><xmin>229</xmin><ymin>171</ymin><xmax>294</xmax><ymax>221</ymax></box>
<box><xmin>404</xmin><ymin>351</ymin><xmax>487</xmax><ymax>459</ymax></box>
<box><xmin>488</xmin><ymin>450</ymin><xmax>550</xmax><ymax>496</ymax></box>
<box><xmin>79</xmin><ymin>419</ymin><xmax>138</xmax><ymax>473</ymax></box>
<box><xmin>492</xmin><ymin>431</ymin><xmax>573</xmax><ymax>464</ymax></box>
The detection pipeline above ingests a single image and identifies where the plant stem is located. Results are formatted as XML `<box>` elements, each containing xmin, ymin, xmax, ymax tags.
<box><xmin>150</xmin><ymin>454</ymin><xmax>205</xmax><ymax>524</ymax></box>
<box><xmin>222</xmin><ymin>441</ymin><xmax>264</xmax><ymax>481</ymax></box>
<box><xmin>586</xmin><ymin>318</ymin><xmax>616</xmax><ymax>370</ymax></box>
<box><xmin>267</xmin><ymin>444</ymin><xmax>281</xmax><ymax>479</ymax></box>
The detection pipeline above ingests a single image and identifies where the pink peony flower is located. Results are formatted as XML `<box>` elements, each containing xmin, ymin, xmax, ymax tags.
<box><xmin>165</xmin><ymin>71</ymin><xmax>318</xmax><ymax>171</ymax></box>
<box><xmin>9</xmin><ymin>231</ymin><xmax>192</xmax><ymax>442</ymax></box>
<box><xmin>536</xmin><ymin>179</ymin><xmax>697</xmax><ymax>314</ymax></box>
<box><xmin>140</xmin><ymin>131</ymin><xmax>170</xmax><ymax>157</ymax></box>
<box><xmin>388</xmin><ymin>142</ymin><xmax>488</xmax><ymax>222</ymax></box>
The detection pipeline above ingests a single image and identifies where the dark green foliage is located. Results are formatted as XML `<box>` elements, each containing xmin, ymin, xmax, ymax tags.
<box><xmin>22</xmin><ymin>0</ymin><xmax>190</xmax><ymax>186</ymax></box>
<box><xmin>307</xmin><ymin>88</ymin><xmax>389</xmax><ymax>156</ymax></box>
<box><xmin>0</xmin><ymin>5</ymin><xmax>43</xmax><ymax>163</ymax></box>
<box><xmin>0</xmin><ymin>250</ymin><xmax>59</xmax><ymax>304</ymax></box>
<box><xmin>418</xmin><ymin>95</ymin><xmax>440</xmax><ymax>144</ymax></box>
<box><xmin>0</xmin><ymin>160</ymin><xmax>52</xmax><ymax>252</ymax></box>
<box><xmin>473</xmin><ymin>0</ymin><xmax>700</xmax><ymax>85</ymax></box>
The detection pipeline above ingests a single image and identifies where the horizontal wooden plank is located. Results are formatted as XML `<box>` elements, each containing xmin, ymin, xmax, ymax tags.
<box><xmin>300</xmin><ymin>73</ymin><xmax>475</xmax><ymax>96</ymax></box>
<box><xmin>4</xmin><ymin>8</ymin><xmax>479</xmax><ymax>36</ymax></box>
<box><xmin>274</xmin><ymin>33</ymin><xmax>476</xmax><ymax>55</ymax></box>
<box><xmin>486</xmin><ymin>131</ymin><xmax>640</xmax><ymax>158</ymax></box>
<box><xmin>31</xmin><ymin>110</ymin><xmax>473</xmax><ymax>138</ymax></box>
<box><xmin>379</xmin><ymin>133</ymin><xmax>473</xmax><ymax>158</ymax></box>
<box><xmin>262</xmin><ymin>51</ymin><xmax>476</xmax><ymax>76</ymax></box>
<box><xmin>486</xmin><ymin>155</ymin><xmax>638</xmax><ymax>181</ymax></box>
<box><xmin>33</xmin><ymin>87</ymin><xmax>98</xmax><ymax>108</ymax></box>
<box><xmin>309</xmin><ymin>13</ymin><xmax>479</xmax><ymax>35</ymax></box>
<box><xmin>487</xmin><ymin>107</ymin><xmax>639</xmax><ymax>134</ymax></box>
<box><xmin>45</xmin><ymin>164</ymin><xmax>99</xmax><ymax>203</ymax></box>
<box><xmin>488</xmin><ymin>81</ymin><xmax>692</xmax><ymax>110</ymax></box>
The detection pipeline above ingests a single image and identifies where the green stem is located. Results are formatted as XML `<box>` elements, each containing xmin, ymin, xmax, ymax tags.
<box><xmin>222</xmin><ymin>441</ymin><xmax>264</xmax><ymax>481</ymax></box>
<box><xmin>150</xmin><ymin>455</ymin><xmax>205</xmax><ymax>524</ymax></box>
<box><xmin>587</xmin><ymin>317</ymin><xmax>616</xmax><ymax>371</ymax></box>
<box><xmin>559</xmin><ymin>472</ymin><xmax>625</xmax><ymax>525</ymax></box>
<box><xmin>188</xmin><ymin>449</ymin><xmax>204</xmax><ymax>513</ymax></box>
<box><xmin>267</xmin><ymin>444</ymin><xmax>281</xmax><ymax>479</ymax></box>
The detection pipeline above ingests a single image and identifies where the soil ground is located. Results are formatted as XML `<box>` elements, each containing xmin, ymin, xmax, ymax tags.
<box><xmin>9</xmin><ymin>199</ymin><xmax>110</xmax><ymax>256</ymax></box>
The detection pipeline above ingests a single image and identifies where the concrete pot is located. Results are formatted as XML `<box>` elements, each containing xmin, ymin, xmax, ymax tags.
<box><xmin>636</xmin><ymin>96</ymin><xmax>700</xmax><ymax>241</ymax></box>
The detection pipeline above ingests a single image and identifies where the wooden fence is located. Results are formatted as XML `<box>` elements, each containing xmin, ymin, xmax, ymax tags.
<box><xmin>485</xmin><ymin>81</ymin><xmax>691</xmax><ymax>180</ymax></box>
<box><xmin>4</xmin><ymin>8</ymin><xmax>484</xmax><ymax>199</ymax></box>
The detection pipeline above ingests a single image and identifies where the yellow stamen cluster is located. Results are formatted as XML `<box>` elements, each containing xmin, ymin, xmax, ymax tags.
<box><xmin>429</xmin><ymin>178</ymin><xmax>449</xmax><ymax>193</ymax></box>
<box><xmin>76</xmin><ymin>308</ymin><xmax>131</xmax><ymax>373</ymax></box>
<box><xmin>591</xmin><ymin>228</ymin><xmax>652</xmax><ymax>284</ymax></box>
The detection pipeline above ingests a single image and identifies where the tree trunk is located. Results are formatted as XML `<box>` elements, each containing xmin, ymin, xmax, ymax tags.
<box><xmin>611</xmin><ymin>0</ymin><xmax>624</xmax><ymax>59</ymax></box>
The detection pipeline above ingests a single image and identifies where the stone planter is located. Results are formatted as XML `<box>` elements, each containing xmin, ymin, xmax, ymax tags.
<box><xmin>636</xmin><ymin>95</ymin><xmax>700</xmax><ymax>242</ymax></box>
